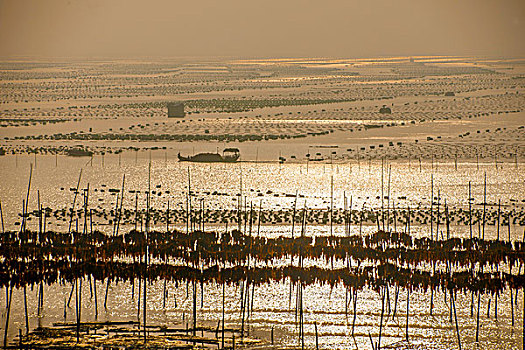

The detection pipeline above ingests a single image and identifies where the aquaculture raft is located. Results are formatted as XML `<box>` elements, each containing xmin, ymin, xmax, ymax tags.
<box><xmin>1</xmin><ymin>228</ymin><xmax>525</xmax><ymax>349</ymax></box>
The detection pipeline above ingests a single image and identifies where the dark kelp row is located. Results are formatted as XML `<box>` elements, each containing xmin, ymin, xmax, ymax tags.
<box><xmin>1</xmin><ymin>260</ymin><xmax>524</xmax><ymax>294</ymax></box>
<box><xmin>1</xmin><ymin>229</ymin><xmax>524</xmax><ymax>294</ymax></box>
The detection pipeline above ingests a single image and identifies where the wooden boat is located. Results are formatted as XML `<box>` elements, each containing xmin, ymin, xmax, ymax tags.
<box><xmin>66</xmin><ymin>148</ymin><xmax>93</xmax><ymax>157</ymax></box>
<box><xmin>178</xmin><ymin>148</ymin><xmax>239</xmax><ymax>162</ymax></box>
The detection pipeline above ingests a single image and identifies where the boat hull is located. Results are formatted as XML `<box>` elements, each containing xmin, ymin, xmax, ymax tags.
<box><xmin>178</xmin><ymin>152</ymin><xmax>239</xmax><ymax>163</ymax></box>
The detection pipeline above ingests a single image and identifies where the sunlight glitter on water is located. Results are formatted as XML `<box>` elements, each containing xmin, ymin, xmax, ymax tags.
<box><xmin>0</xmin><ymin>154</ymin><xmax>524</xmax><ymax>349</ymax></box>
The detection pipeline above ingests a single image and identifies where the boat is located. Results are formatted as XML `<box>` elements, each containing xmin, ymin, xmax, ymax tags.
<box><xmin>66</xmin><ymin>148</ymin><xmax>93</xmax><ymax>157</ymax></box>
<box><xmin>178</xmin><ymin>148</ymin><xmax>240</xmax><ymax>162</ymax></box>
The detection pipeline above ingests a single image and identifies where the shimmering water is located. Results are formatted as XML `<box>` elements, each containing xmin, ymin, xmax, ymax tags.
<box><xmin>0</xmin><ymin>153</ymin><xmax>524</xmax><ymax>349</ymax></box>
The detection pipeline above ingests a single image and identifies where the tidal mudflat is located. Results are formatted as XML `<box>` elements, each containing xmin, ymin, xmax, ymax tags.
<box><xmin>0</xmin><ymin>57</ymin><xmax>524</xmax><ymax>349</ymax></box>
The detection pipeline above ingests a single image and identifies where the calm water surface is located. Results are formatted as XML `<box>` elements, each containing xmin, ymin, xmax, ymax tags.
<box><xmin>0</xmin><ymin>153</ymin><xmax>523</xmax><ymax>349</ymax></box>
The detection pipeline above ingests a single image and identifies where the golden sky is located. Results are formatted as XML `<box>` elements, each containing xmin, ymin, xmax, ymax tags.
<box><xmin>0</xmin><ymin>0</ymin><xmax>524</xmax><ymax>58</ymax></box>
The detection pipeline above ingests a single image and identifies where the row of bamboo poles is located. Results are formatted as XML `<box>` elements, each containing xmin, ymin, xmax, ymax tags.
<box><xmin>1</xmin><ymin>162</ymin><xmax>524</xmax><ymax>349</ymax></box>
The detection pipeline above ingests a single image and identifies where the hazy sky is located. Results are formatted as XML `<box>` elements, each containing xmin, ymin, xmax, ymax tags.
<box><xmin>0</xmin><ymin>0</ymin><xmax>524</xmax><ymax>59</ymax></box>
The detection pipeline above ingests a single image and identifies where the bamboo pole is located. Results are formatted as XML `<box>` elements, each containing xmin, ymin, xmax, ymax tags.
<box><xmin>387</xmin><ymin>165</ymin><xmax>391</xmax><ymax>232</ymax></box>
<box><xmin>300</xmin><ymin>283</ymin><xmax>304</xmax><ymax>350</ymax></box>
<box><xmin>82</xmin><ymin>186</ymin><xmax>89</xmax><ymax>235</ymax></box>
<box><xmin>241</xmin><ymin>279</ymin><xmax>249</xmax><ymax>338</ymax></box>
<box><xmin>469</xmin><ymin>181</ymin><xmax>472</xmax><ymax>239</ymax></box>
<box><xmin>314</xmin><ymin>321</ymin><xmax>319</xmax><ymax>350</ymax></box>
<box><xmin>137</xmin><ymin>270</ymin><xmax>141</xmax><ymax>321</ymax></box>
<box><xmin>483</xmin><ymin>172</ymin><xmax>487</xmax><ymax>240</ymax></box>
<box><xmin>94</xmin><ymin>278</ymin><xmax>98</xmax><ymax>320</ymax></box>
<box><xmin>359</xmin><ymin>202</ymin><xmax>364</xmax><ymax>235</ymax></box>
<box><xmin>144</xmin><ymin>160</ymin><xmax>151</xmax><ymax>342</ymax></box>
<box><xmin>76</xmin><ymin>279</ymin><xmax>82</xmax><ymax>343</ymax></box>
<box><xmin>378</xmin><ymin>288</ymin><xmax>385</xmax><ymax>350</ymax></box>
<box><xmin>243</xmin><ymin>196</ymin><xmax>247</xmax><ymax>234</ymax></box>
<box><xmin>381</xmin><ymin>158</ymin><xmax>385</xmax><ymax>231</ymax></box>
<box><xmin>345</xmin><ymin>284</ymin><xmax>349</xmax><ymax>323</ymax></box>
<box><xmin>330</xmin><ymin>175</ymin><xmax>334</xmax><ymax>236</ymax></box>
<box><xmin>349</xmin><ymin>196</ymin><xmax>353</xmax><ymax>236</ymax></box>
<box><xmin>163</xmin><ymin>280</ymin><xmax>167</xmax><ymax>309</ymax></box>
<box><xmin>222</xmin><ymin>282</ymin><xmax>225</xmax><ymax>349</ymax></box>
<box><xmin>0</xmin><ymin>200</ymin><xmax>4</xmax><ymax>234</ymax></box>
<box><xmin>392</xmin><ymin>284</ymin><xmax>399</xmax><ymax>321</ymax></box>
<box><xmin>39</xmin><ymin>283</ymin><xmax>43</xmax><ymax>321</ymax></box>
<box><xmin>405</xmin><ymin>289</ymin><xmax>409</xmax><ymax>342</ymax></box>
<box><xmin>430</xmin><ymin>173</ymin><xmax>434</xmax><ymax>240</ymax></box>
<box><xmin>104</xmin><ymin>279</ymin><xmax>110</xmax><ymax>309</ymax></box>
<box><xmin>37</xmin><ymin>282</ymin><xmax>41</xmax><ymax>320</ymax></box>
<box><xmin>37</xmin><ymin>190</ymin><xmax>41</xmax><ymax>234</ymax></box>
<box><xmin>495</xmin><ymin>292</ymin><xmax>498</xmax><ymax>320</ymax></box>
<box><xmin>292</xmin><ymin>190</ymin><xmax>298</xmax><ymax>238</ymax></box>
<box><xmin>497</xmin><ymin>199</ymin><xmax>501</xmax><ymax>241</ymax></box>
<box><xmin>436</xmin><ymin>190</ymin><xmax>440</xmax><ymax>241</ymax></box>
<box><xmin>508</xmin><ymin>211</ymin><xmax>512</xmax><ymax>242</ymax></box>
<box><xmin>248</xmin><ymin>201</ymin><xmax>253</xmax><ymax>237</ymax></box>
<box><xmin>68</xmin><ymin>169</ymin><xmax>82</xmax><ymax>235</ymax></box>
<box><xmin>451</xmin><ymin>289</ymin><xmax>461</xmax><ymax>350</ymax></box>
<box><xmin>188</xmin><ymin>167</ymin><xmax>193</xmax><ymax>233</ymax></box>
<box><xmin>21</xmin><ymin>164</ymin><xmax>33</xmax><ymax>233</ymax></box>
<box><xmin>386</xmin><ymin>284</ymin><xmax>391</xmax><ymax>316</ymax></box>
<box><xmin>511</xmin><ymin>279</ymin><xmax>514</xmax><ymax>326</ymax></box>
<box><xmin>135</xmin><ymin>192</ymin><xmax>138</xmax><ymax>231</ymax></box>
<box><xmin>344</xmin><ymin>193</ymin><xmax>347</xmax><ymax>238</ymax></box>
<box><xmin>352</xmin><ymin>289</ymin><xmax>358</xmax><ymax>337</ymax></box>
<box><xmin>192</xmin><ymin>281</ymin><xmax>197</xmax><ymax>337</ymax></box>
<box><xmin>3</xmin><ymin>285</ymin><xmax>13</xmax><ymax>348</ymax></box>
<box><xmin>430</xmin><ymin>279</ymin><xmax>434</xmax><ymax>317</ymax></box>
<box><xmin>166</xmin><ymin>201</ymin><xmax>169</xmax><ymax>232</ymax></box>
<box><xmin>476</xmin><ymin>292</ymin><xmax>481</xmax><ymax>342</ymax></box>
<box><xmin>407</xmin><ymin>204</ymin><xmax>411</xmax><ymax>235</ymax></box>
<box><xmin>44</xmin><ymin>204</ymin><xmax>48</xmax><ymax>234</ymax></box>
<box><xmin>23</xmin><ymin>287</ymin><xmax>29</xmax><ymax>334</ymax></box>
<box><xmin>257</xmin><ymin>200</ymin><xmax>262</xmax><ymax>238</ymax></box>
<box><xmin>112</xmin><ymin>197</ymin><xmax>120</xmax><ymax>236</ymax></box>
<box><xmin>445</xmin><ymin>200</ymin><xmax>450</xmax><ymax>240</ymax></box>
<box><xmin>67</xmin><ymin>283</ymin><xmax>75</xmax><ymax>308</ymax></box>
<box><xmin>115</xmin><ymin>175</ymin><xmax>125</xmax><ymax>236</ymax></box>
<box><xmin>368</xmin><ymin>331</ymin><xmax>375</xmax><ymax>350</ymax></box>
<box><xmin>392</xmin><ymin>201</ymin><xmax>397</xmax><ymax>233</ymax></box>
<box><xmin>238</xmin><ymin>165</ymin><xmax>242</xmax><ymax>232</ymax></box>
